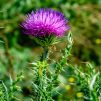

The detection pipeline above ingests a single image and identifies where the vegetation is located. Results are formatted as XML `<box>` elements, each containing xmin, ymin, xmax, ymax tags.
<box><xmin>0</xmin><ymin>0</ymin><xmax>101</xmax><ymax>101</ymax></box>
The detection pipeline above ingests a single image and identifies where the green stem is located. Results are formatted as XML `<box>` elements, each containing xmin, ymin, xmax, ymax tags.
<box><xmin>37</xmin><ymin>46</ymin><xmax>50</xmax><ymax>100</ymax></box>
<box><xmin>40</xmin><ymin>46</ymin><xmax>49</xmax><ymax>61</ymax></box>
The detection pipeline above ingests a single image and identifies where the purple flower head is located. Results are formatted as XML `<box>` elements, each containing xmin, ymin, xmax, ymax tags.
<box><xmin>21</xmin><ymin>9</ymin><xmax>70</xmax><ymax>38</ymax></box>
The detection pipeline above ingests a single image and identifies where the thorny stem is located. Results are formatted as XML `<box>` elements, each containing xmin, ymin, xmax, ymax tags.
<box><xmin>37</xmin><ymin>46</ymin><xmax>49</xmax><ymax>101</ymax></box>
<box><xmin>0</xmin><ymin>34</ymin><xmax>15</xmax><ymax>79</ymax></box>
<box><xmin>40</xmin><ymin>46</ymin><xmax>49</xmax><ymax>61</ymax></box>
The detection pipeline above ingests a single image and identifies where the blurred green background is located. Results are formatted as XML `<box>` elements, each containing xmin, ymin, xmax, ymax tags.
<box><xmin>0</xmin><ymin>0</ymin><xmax>101</xmax><ymax>100</ymax></box>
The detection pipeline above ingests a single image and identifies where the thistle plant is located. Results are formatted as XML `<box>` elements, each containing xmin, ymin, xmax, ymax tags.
<box><xmin>21</xmin><ymin>8</ymin><xmax>70</xmax><ymax>101</ymax></box>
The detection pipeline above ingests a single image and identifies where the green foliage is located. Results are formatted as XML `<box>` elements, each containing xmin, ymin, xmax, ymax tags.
<box><xmin>71</xmin><ymin>63</ymin><xmax>101</xmax><ymax>101</ymax></box>
<box><xmin>0</xmin><ymin>0</ymin><xmax>101</xmax><ymax>101</ymax></box>
<box><xmin>0</xmin><ymin>72</ymin><xmax>23</xmax><ymax>101</ymax></box>
<box><xmin>25</xmin><ymin>32</ymin><xmax>73</xmax><ymax>101</ymax></box>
